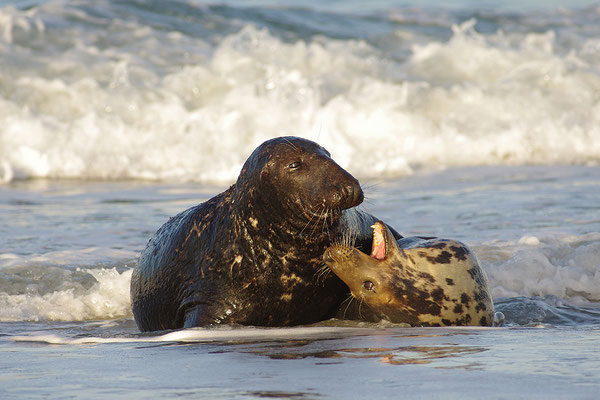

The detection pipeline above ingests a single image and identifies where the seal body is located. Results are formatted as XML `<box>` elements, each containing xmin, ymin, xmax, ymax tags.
<box><xmin>131</xmin><ymin>137</ymin><xmax>397</xmax><ymax>332</ymax></box>
<box><xmin>324</xmin><ymin>221</ymin><xmax>495</xmax><ymax>326</ymax></box>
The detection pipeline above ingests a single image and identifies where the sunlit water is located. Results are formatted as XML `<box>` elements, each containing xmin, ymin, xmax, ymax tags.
<box><xmin>2</xmin><ymin>166</ymin><xmax>599</xmax><ymax>399</ymax></box>
<box><xmin>1</xmin><ymin>0</ymin><xmax>600</xmax><ymax>398</ymax></box>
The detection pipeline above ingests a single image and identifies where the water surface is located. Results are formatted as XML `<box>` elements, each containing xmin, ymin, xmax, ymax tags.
<box><xmin>1</xmin><ymin>0</ymin><xmax>599</xmax><ymax>398</ymax></box>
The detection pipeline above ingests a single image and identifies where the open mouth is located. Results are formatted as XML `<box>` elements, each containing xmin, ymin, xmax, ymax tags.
<box><xmin>370</xmin><ymin>223</ymin><xmax>386</xmax><ymax>260</ymax></box>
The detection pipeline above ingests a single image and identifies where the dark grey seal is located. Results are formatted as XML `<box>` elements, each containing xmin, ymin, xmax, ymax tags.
<box><xmin>131</xmin><ymin>136</ymin><xmax>399</xmax><ymax>331</ymax></box>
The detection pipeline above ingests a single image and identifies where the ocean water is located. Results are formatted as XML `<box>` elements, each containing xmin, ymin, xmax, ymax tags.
<box><xmin>1</xmin><ymin>0</ymin><xmax>600</xmax><ymax>399</ymax></box>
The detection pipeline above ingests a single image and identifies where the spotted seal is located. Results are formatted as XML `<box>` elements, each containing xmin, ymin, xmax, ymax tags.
<box><xmin>324</xmin><ymin>221</ymin><xmax>496</xmax><ymax>326</ymax></box>
<box><xmin>130</xmin><ymin>137</ymin><xmax>400</xmax><ymax>332</ymax></box>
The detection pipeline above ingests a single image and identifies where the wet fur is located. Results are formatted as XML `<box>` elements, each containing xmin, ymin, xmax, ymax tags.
<box><xmin>130</xmin><ymin>137</ymin><xmax>398</xmax><ymax>332</ymax></box>
<box><xmin>324</xmin><ymin>223</ymin><xmax>495</xmax><ymax>327</ymax></box>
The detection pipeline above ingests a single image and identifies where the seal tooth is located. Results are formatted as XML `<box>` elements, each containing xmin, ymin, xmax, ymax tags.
<box><xmin>370</xmin><ymin>223</ymin><xmax>386</xmax><ymax>260</ymax></box>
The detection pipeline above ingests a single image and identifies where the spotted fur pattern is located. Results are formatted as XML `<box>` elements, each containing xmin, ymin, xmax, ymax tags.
<box><xmin>324</xmin><ymin>222</ymin><xmax>495</xmax><ymax>327</ymax></box>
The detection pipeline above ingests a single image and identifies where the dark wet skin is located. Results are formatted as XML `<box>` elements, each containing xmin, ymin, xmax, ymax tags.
<box><xmin>130</xmin><ymin>137</ymin><xmax>400</xmax><ymax>332</ymax></box>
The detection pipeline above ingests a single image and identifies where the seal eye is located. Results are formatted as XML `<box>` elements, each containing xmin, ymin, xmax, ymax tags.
<box><xmin>363</xmin><ymin>281</ymin><xmax>375</xmax><ymax>291</ymax></box>
<box><xmin>287</xmin><ymin>161</ymin><xmax>302</xmax><ymax>170</ymax></box>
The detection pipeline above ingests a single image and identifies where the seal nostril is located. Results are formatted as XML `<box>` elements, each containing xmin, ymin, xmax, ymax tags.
<box><xmin>343</xmin><ymin>182</ymin><xmax>363</xmax><ymax>207</ymax></box>
<box><xmin>331</xmin><ymin>181</ymin><xmax>361</xmax><ymax>209</ymax></box>
<box><xmin>344</xmin><ymin>183</ymin><xmax>353</xmax><ymax>196</ymax></box>
<box><xmin>323</xmin><ymin>250</ymin><xmax>337</xmax><ymax>265</ymax></box>
<box><xmin>353</xmin><ymin>184</ymin><xmax>364</xmax><ymax>205</ymax></box>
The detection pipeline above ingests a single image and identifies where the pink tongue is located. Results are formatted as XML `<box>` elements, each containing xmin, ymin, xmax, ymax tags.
<box><xmin>370</xmin><ymin>225</ymin><xmax>386</xmax><ymax>260</ymax></box>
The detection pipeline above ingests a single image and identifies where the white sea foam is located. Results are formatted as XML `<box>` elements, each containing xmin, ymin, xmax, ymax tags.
<box><xmin>0</xmin><ymin>247</ymin><xmax>136</xmax><ymax>322</ymax></box>
<box><xmin>1</xmin><ymin>3</ymin><xmax>599</xmax><ymax>184</ymax></box>
<box><xmin>0</xmin><ymin>267</ymin><xmax>133</xmax><ymax>322</ymax></box>
<box><xmin>480</xmin><ymin>232</ymin><xmax>600</xmax><ymax>306</ymax></box>
<box><xmin>1</xmin><ymin>233</ymin><xmax>598</xmax><ymax>323</ymax></box>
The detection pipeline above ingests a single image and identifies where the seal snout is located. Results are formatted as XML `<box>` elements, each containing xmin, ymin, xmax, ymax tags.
<box><xmin>323</xmin><ymin>248</ymin><xmax>336</xmax><ymax>266</ymax></box>
<box><xmin>338</xmin><ymin>181</ymin><xmax>364</xmax><ymax>208</ymax></box>
<box><xmin>323</xmin><ymin>245</ymin><xmax>355</xmax><ymax>267</ymax></box>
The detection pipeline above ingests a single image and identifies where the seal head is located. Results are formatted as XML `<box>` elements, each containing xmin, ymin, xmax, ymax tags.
<box><xmin>324</xmin><ymin>221</ymin><xmax>495</xmax><ymax>326</ymax></box>
<box><xmin>234</xmin><ymin>137</ymin><xmax>364</xmax><ymax>230</ymax></box>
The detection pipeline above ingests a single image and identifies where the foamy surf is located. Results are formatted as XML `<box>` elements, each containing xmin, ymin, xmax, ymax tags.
<box><xmin>0</xmin><ymin>251</ymin><xmax>134</xmax><ymax>322</ymax></box>
<box><xmin>1</xmin><ymin>2</ymin><xmax>599</xmax><ymax>184</ymax></box>
<box><xmin>1</xmin><ymin>233</ymin><xmax>599</xmax><ymax>324</ymax></box>
<box><xmin>480</xmin><ymin>232</ymin><xmax>600</xmax><ymax>306</ymax></box>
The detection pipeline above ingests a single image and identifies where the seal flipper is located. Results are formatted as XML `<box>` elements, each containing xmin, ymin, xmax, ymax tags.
<box><xmin>493</xmin><ymin>311</ymin><xmax>505</xmax><ymax>327</ymax></box>
<box><xmin>183</xmin><ymin>304</ymin><xmax>218</xmax><ymax>328</ymax></box>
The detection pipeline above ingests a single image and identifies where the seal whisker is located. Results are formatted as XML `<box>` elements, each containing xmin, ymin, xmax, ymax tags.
<box><xmin>344</xmin><ymin>219</ymin><xmax>353</xmax><ymax>247</ymax></box>
<box><xmin>358</xmin><ymin>296</ymin><xmax>366</xmax><ymax>319</ymax></box>
<box><xmin>298</xmin><ymin>205</ymin><xmax>318</xmax><ymax>236</ymax></box>
<box><xmin>329</xmin><ymin>206</ymin><xmax>335</xmax><ymax>227</ymax></box>
<box><xmin>281</xmin><ymin>137</ymin><xmax>298</xmax><ymax>151</ymax></box>
<box><xmin>361</xmin><ymin>182</ymin><xmax>381</xmax><ymax>192</ymax></box>
<box><xmin>361</xmin><ymin>198</ymin><xmax>375</xmax><ymax>208</ymax></box>
<box><xmin>341</xmin><ymin>294</ymin><xmax>356</xmax><ymax>320</ymax></box>
<box><xmin>315</xmin><ymin>262</ymin><xmax>332</xmax><ymax>286</ymax></box>
<box><xmin>340</xmin><ymin>227</ymin><xmax>347</xmax><ymax>247</ymax></box>
<box><xmin>355</xmin><ymin>203</ymin><xmax>374</xmax><ymax>219</ymax></box>
<box><xmin>325</xmin><ymin>206</ymin><xmax>336</xmax><ymax>241</ymax></box>
<box><xmin>309</xmin><ymin>205</ymin><xmax>327</xmax><ymax>236</ymax></box>
<box><xmin>304</xmin><ymin>204</ymin><xmax>321</xmax><ymax>235</ymax></box>
<box><xmin>339</xmin><ymin>207</ymin><xmax>358</xmax><ymax>248</ymax></box>
<box><xmin>320</xmin><ymin>206</ymin><xmax>329</xmax><ymax>236</ymax></box>
<box><xmin>350</xmin><ymin>207</ymin><xmax>360</xmax><ymax>247</ymax></box>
